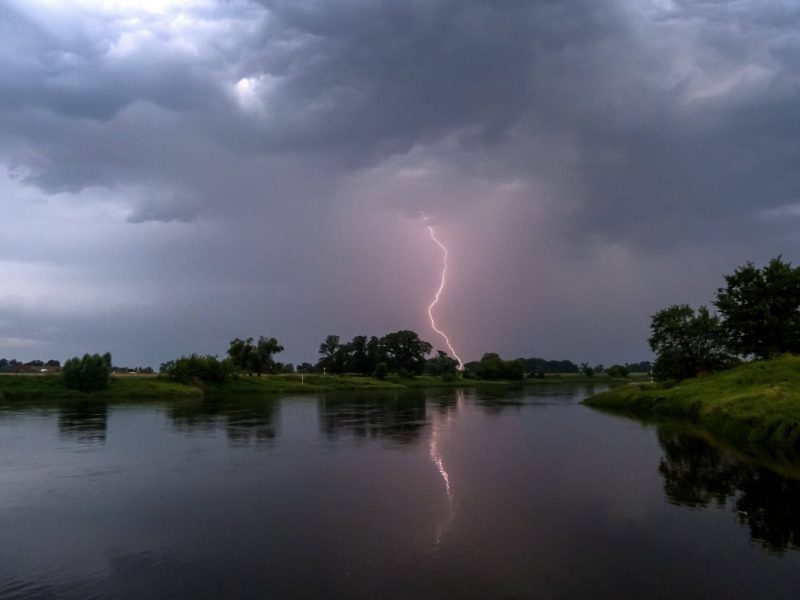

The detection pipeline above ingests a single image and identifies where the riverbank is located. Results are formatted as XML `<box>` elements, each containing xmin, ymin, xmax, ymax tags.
<box><xmin>583</xmin><ymin>355</ymin><xmax>800</xmax><ymax>451</ymax></box>
<box><xmin>0</xmin><ymin>370</ymin><xmax>639</xmax><ymax>402</ymax></box>
<box><xmin>0</xmin><ymin>374</ymin><xmax>203</xmax><ymax>401</ymax></box>
<box><xmin>0</xmin><ymin>373</ymin><xmax>506</xmax><ymax>401</ymax></box>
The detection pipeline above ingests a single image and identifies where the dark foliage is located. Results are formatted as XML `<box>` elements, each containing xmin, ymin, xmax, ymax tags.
<box><xmin>649</xmin><ymin>304</ymin><xmax>734</xmax><ymax>381</ymax></box>
<box><xmin>425</xmin><ymin>350</ymin><xmax>459</xmax><ymax>376</ymax></box>
<box><xmin>464</xmin><ymin>353</ymin><xmax>524</xmax><ymax>380</ymax></box>
<box><xmin>514</xmin><ymin>357</ymin><xmax>580</xmax><ymax>374</ymax></box>
<box><xmin>316</xmin><ymin>330</ymin><xmax>433</xmax><ymax>376</ymax></box>
<box><xmin>160</xmin><ymin>354</ymin><xmax>233</xmax><ymax>385</ymax></box>
<box><xmin>715</xmin><ymin>257</ymin><xmax>800</xmax><ymax>358</ymax></box>
<box><xmin>606</xmin><ymin>364</ymin><xmax>629</xmax><ymax>378</ymax></box>
<box><xmin>62</xmin><ymin>353</ymin><xmax>112</xmax><ymax>393</ymax></box>
<box><xmin>227</xmin><ymin>336</ymin><xmax>284</xmax><ymax>375</ymax></box>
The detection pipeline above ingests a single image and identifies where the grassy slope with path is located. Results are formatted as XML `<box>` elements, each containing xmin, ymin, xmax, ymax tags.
<box><xmin>584</xmin><ymin>354</ymin><xmax>800</xmax><ymax>451</ymax></box>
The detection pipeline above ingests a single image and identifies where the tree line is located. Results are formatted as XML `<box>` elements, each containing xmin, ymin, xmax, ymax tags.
<box><xmin>155</xmin><ymin>328</ymin><xmax>642</xmax><ymax>385</ymax></box>
<box><xmin>314</xmin><ymin>331</ymin><xmax>439</xmax><ymax>377</ymax></box>
<box><xmin>0</xmin><ymin>358</ymin><xmax>61</xmax><ymax>373</ymax></box>
<box><xmin>648</xmin><ymin>257</ymin><xmax>800</xmax><ymax>381</ymax></box>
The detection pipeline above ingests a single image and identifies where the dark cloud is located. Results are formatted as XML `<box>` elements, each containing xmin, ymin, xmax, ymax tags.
<box><xmin>1</xmin><ymin>0</ymin><xmax>799</xmax><ymax>366</ymax></box>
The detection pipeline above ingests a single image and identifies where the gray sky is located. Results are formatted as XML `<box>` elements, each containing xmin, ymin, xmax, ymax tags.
<box><xmin>2</xmin><ymin>0</ymin><xmax>800</xmax><ymax>368</ymax></box>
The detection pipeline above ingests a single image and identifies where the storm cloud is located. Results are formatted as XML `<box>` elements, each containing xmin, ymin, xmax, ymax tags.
<box><xmin>2</xmin><ymin>0</ymin><xmax>800</xmax><ymax>367</ymax></box>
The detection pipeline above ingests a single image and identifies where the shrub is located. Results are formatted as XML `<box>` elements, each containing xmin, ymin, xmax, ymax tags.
<box><xmin>62</xmin><ymin>353</ymin><xmax>112</xmax><ymax>393</ymax></box>
<box><xmin>160</xmin><ymin>354</ymin><xmax>232</xmax><ymax>385</ymax></box>
<box><xmin>463</xmin><ymin>353</ymin><xmax>524</xmax><ymax>380</ymax></box>
<box><xmin>373</xmin><ymin>362</ymin><xmax>389</xmax><ymax>380</ymax></box>
<box><xmin>606</xmin><ymin>364</ymin><xmax>629</xmax><ymax>378</ymax></box>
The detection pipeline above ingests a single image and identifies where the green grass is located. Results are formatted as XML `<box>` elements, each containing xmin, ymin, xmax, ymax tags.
<box><xmin>94</xmin><ymin>376</ymin><xmax>203</xmax><ymax>399</ymax></box>
<box><xmin>0</xmin><ymin>374</ymin><xmax>85</xmax><ymax>400</ymax></box>
<box><xmin>204</xmin><ymin>374</ymin><xmax>407</xmax><ymax>394</ymax></box>
<box><xmin>1</xmin><ymin>369</ymin><xmax>622</xmax><ymax>403</ymax></box>
<box><xmin>584</xmin><ymin>354</ymin><xmax>800</xmax><ymax>451</ymax></box>
<box><xmin>0</xmin><ymin>374</ymin><xmax>202</xmax><ymax>401</ymax></box>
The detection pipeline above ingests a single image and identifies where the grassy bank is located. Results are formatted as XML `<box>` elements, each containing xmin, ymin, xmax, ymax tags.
<box><xmin>0</xmin><ymin>372</ymin><xmax>518</xmax><ymax>400</ymax></box>
<box><xmin>204</xmin><ymin>374</ymin><xmax>407</xmax><ymax>394</ymax></box>
<box><xmin>0</xmin><ymin>374</ymin><xmax>202</xmax><ymax>401</ymax></box>
<box><xmin>584</xmin><ymin>355</ymin><xmax>800</xmax><ymax>451</ymax></box>
<box><xmin>1</xmin><ymin>370</ymin><xmax>628</xmax><ymax>402</ymax></box>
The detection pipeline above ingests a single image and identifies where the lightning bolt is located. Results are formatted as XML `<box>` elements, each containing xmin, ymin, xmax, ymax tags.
<box><xmin>426</xmin><ymin>223</ymin><xmax>464</xmax><ymax>371</ymax></box>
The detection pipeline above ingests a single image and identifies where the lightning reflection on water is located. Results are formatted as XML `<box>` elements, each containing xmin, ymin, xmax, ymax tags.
<box><xmin>429</xmin><ymin>391</ymin><xmax>462</xmax><ymax>547</ymax></box>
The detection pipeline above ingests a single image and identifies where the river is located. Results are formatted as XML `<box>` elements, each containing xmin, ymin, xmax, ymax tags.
<box><xmin>1</xmin><ymin>385</ymin><xmax>799</xmax><ymax>599</ymax></box>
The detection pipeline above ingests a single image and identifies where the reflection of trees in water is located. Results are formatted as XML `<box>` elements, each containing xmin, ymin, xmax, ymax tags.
<box><xmin>58</xmin><ymin>402</ymin><xmax>108</xmax><ymax>443</ymax></box>
<box><xmin>318</xmin><ymin>394</ymin><xmax>428</xmax><ymax>445</ymax></box>
<box><xmin>474</xmin><ymin>388</ymin><xmax>524</xmax><ymax>414</ymax></box>
<box><xmin>658</xmin><ymin>428</ymin><xmax>800</xmax><ymax>553</ymax></box>
<box><xmin>474</xmin><ymin>384</ymin><xmax>597</xmax><ymax>415</ymax></box>
<box><xmin>167</xmin><ymin>397</ymin><xmax>279</xmax><ymax>445</ymax></box>
<box><xmin>430</xmin><ymin>393</ymin><xmax>458</xmax><ymax>416</ymax></box>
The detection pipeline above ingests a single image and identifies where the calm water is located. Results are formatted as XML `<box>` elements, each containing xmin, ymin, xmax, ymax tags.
<box><xmin>1</xmin><ymin>385</ymin><xmax>800</xmax><ymax>599</ymax></box>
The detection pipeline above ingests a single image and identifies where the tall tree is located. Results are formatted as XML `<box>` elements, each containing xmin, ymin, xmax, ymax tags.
<box><xmin>348</xmin><ymin>335</ymin><xmax>370</xmax><ymax>375</ymax></box>
<box><xmin>380</xmin><ymin>330</ymin><xmax>433</xmax><ymax>375</ymax></box>
<box><xmin>425</xmin><ymin>350</ymin><xmax>459</xmax><ymax>376</ymax></box>
<box><xmin>317</xmin><ymin>335</ymin><xmax>340</xmax><ymax>373</ymax></box>
<box><xmin>366</xmin><ymin>335</ymin><xmax>384</xmax><ymax>375</ymax></box>
<box><xmin>227</xmin><ymin>337</ymin><xmax>254</xmax><ymax>373</ymax></box>
<box><xmin>715</xmin><ymin>257</ymin><xmax>800</xmax><ymax>358</ymax></box>
<box><xmin>255</xmin><ymin>336</ymin><xmax>284</xmax><ymax>376</ymax></box>
<box><xmin>63</xmin><ymin>352</ymin><xmax>112</xmax><ymax>392</ymax></box>
<box><xmin>228</xmin><ymin>336</ymin><xmax>284</xmax><ymax>375</ymax></box>
<box><xmin>648</xmin><ymin>304</ymin><xmax>732</xmax><ymax>380</ymax></box>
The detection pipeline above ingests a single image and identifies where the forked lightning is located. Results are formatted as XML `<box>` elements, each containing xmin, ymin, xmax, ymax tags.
<box><xmin>426</xmin><ymin>224</ymin><xmax>464</xmax><ymax>371</ymax></box>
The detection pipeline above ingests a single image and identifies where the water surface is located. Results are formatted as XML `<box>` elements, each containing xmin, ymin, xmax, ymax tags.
<box><xmin>1</xmin><ymin>385</ymin><xmax>799</xmax><ymax>599</ymax></box>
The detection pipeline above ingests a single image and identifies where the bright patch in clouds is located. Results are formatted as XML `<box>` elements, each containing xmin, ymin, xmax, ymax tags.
<box><xmin>2</xmin><ymin>0</ymin><xmax>799</xmax><ymax>367</ymax></box>
<box><xmin>17</xmin><ymin>0</ymin><xmax>209</xmax><ymax>15</ymax></box>
<box><xmin>233</xmin><ymin>75</ymin><xmax>279</xmax><ymax>115</ymax></box>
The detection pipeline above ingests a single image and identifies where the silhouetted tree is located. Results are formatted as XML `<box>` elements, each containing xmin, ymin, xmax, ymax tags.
<box><xmin>715</xmin><ymin>257</ymin><xmax>800</xmax><ymax>358</ymax></box>
<box><xmin>317</xmin><ymin>335</ymin><xmax>340</xmax><ymax>373</ymax></box>
<box><xmin>649</xmin><ymin>304</ymin><xmax>733</xmax><ymax>381</ymax></box>
<box><xmin>380</xmin><ymin>330</ymin><xmax>432</xmax><ymax>375</ymax></box>
<box><xmin>254</xmin><ymin>336</ymin><xmax>284</xmax><ymax>375</ymax></box>
<box><xmin>464</xmin><ymin>353</ymin><xmax>524</xmax><ymax>380</ymax></box>
<box><xmin>606</xmin><ymin>364</ymin><xmax>629</xmax><ymax>378</ymax></box>
<box><xmin>160</xmin><ymin>354</ymin><xmax>232</xmax><ymax>384</ymax></box>
<box><xmin>425</xmin><ymin>350</ymin><xmax>459</xmax><ymax>376</ymax></box>
<box><xmin>227</xmin><ymin>337</ymin><xmax>254</xmax><ymax>373</ymax></box>
<box><xmin>227</xmin><ymin>336</ymin><xmax>284</xmax><ymax>375</ymax></box>
<box><xmin>62</xmin><ymin>353</ymin><xmax>112</xmax><ymax>392</ymax></box>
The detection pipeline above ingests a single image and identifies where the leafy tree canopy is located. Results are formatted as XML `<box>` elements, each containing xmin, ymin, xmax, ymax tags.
<box><xmin>649</xmin><ymin>304</ymin><xmax>733</xmax><ymax>381</ymax></box>
<box><xmin>227</xmin><ymin>336</ymin><xmax>284</xmax><ymax>376</ymax></box>
<box><xmin>63</xmin><ymin>353</ymin><xmax>112</xmax><ymax>393</ymax></box>
<box><xmin>315</xmin><ymin>330</ymin><xmax>433</xmax><ymax>376</ymax></box>
<box><xmin>160</xmin><ymin>354</ymin><xmax>232</xmax><ymax>384</ymax></box>
<box><xmin>464</xmin><ymin>353</ymin><xmax>524</xmax><ymax>381</ymax></box>
<box><xmin>715</xmin><ymin>257</ymin><xmax>800</xmax><ymax>358</ymax></box>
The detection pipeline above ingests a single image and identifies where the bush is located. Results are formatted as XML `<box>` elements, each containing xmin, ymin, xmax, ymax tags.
<box><xmin>160</xmin><ymin>354</ymin><xmax>232</xmax><ymax>385</ymax></box>
<box><xmin>606</xmin><ymin>364</ymin><xmax>629</xmax><ymax>378</ymax></box>
<box><xmin>373</xmin><ymin>362</ymin><xmax>389</xmax><ymax>380</ymax></box>
<box><xmin>62</xmin><ymin>353</ymin><xmax>112</xmax><ymax>393</ymax></box>
<box><xmin>464</xmin><ymin>353</ymin><xmax>525</xmax><ymax>380</ymax></box>
<box><xmin>649</xmin><ymin>304</ymin><xmax>732</xmax><ymax>381</ymax></box>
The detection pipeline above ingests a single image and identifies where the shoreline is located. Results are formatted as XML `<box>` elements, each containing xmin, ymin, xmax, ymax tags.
<box><xmin>0</xmin><ymin>372</ymin><xmax>635</xmax><ymax>402</ymax></box>
<box><xmin>583</xmin><ymin>355</ymin><xmax>800</xmax><ymax>454</ymax></box>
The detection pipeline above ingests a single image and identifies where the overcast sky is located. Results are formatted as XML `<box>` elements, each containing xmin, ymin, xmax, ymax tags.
<box><xmin>2</xmin><ymin>0</ymin><xmax>800</xmax><ymax>368</ymax></box>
